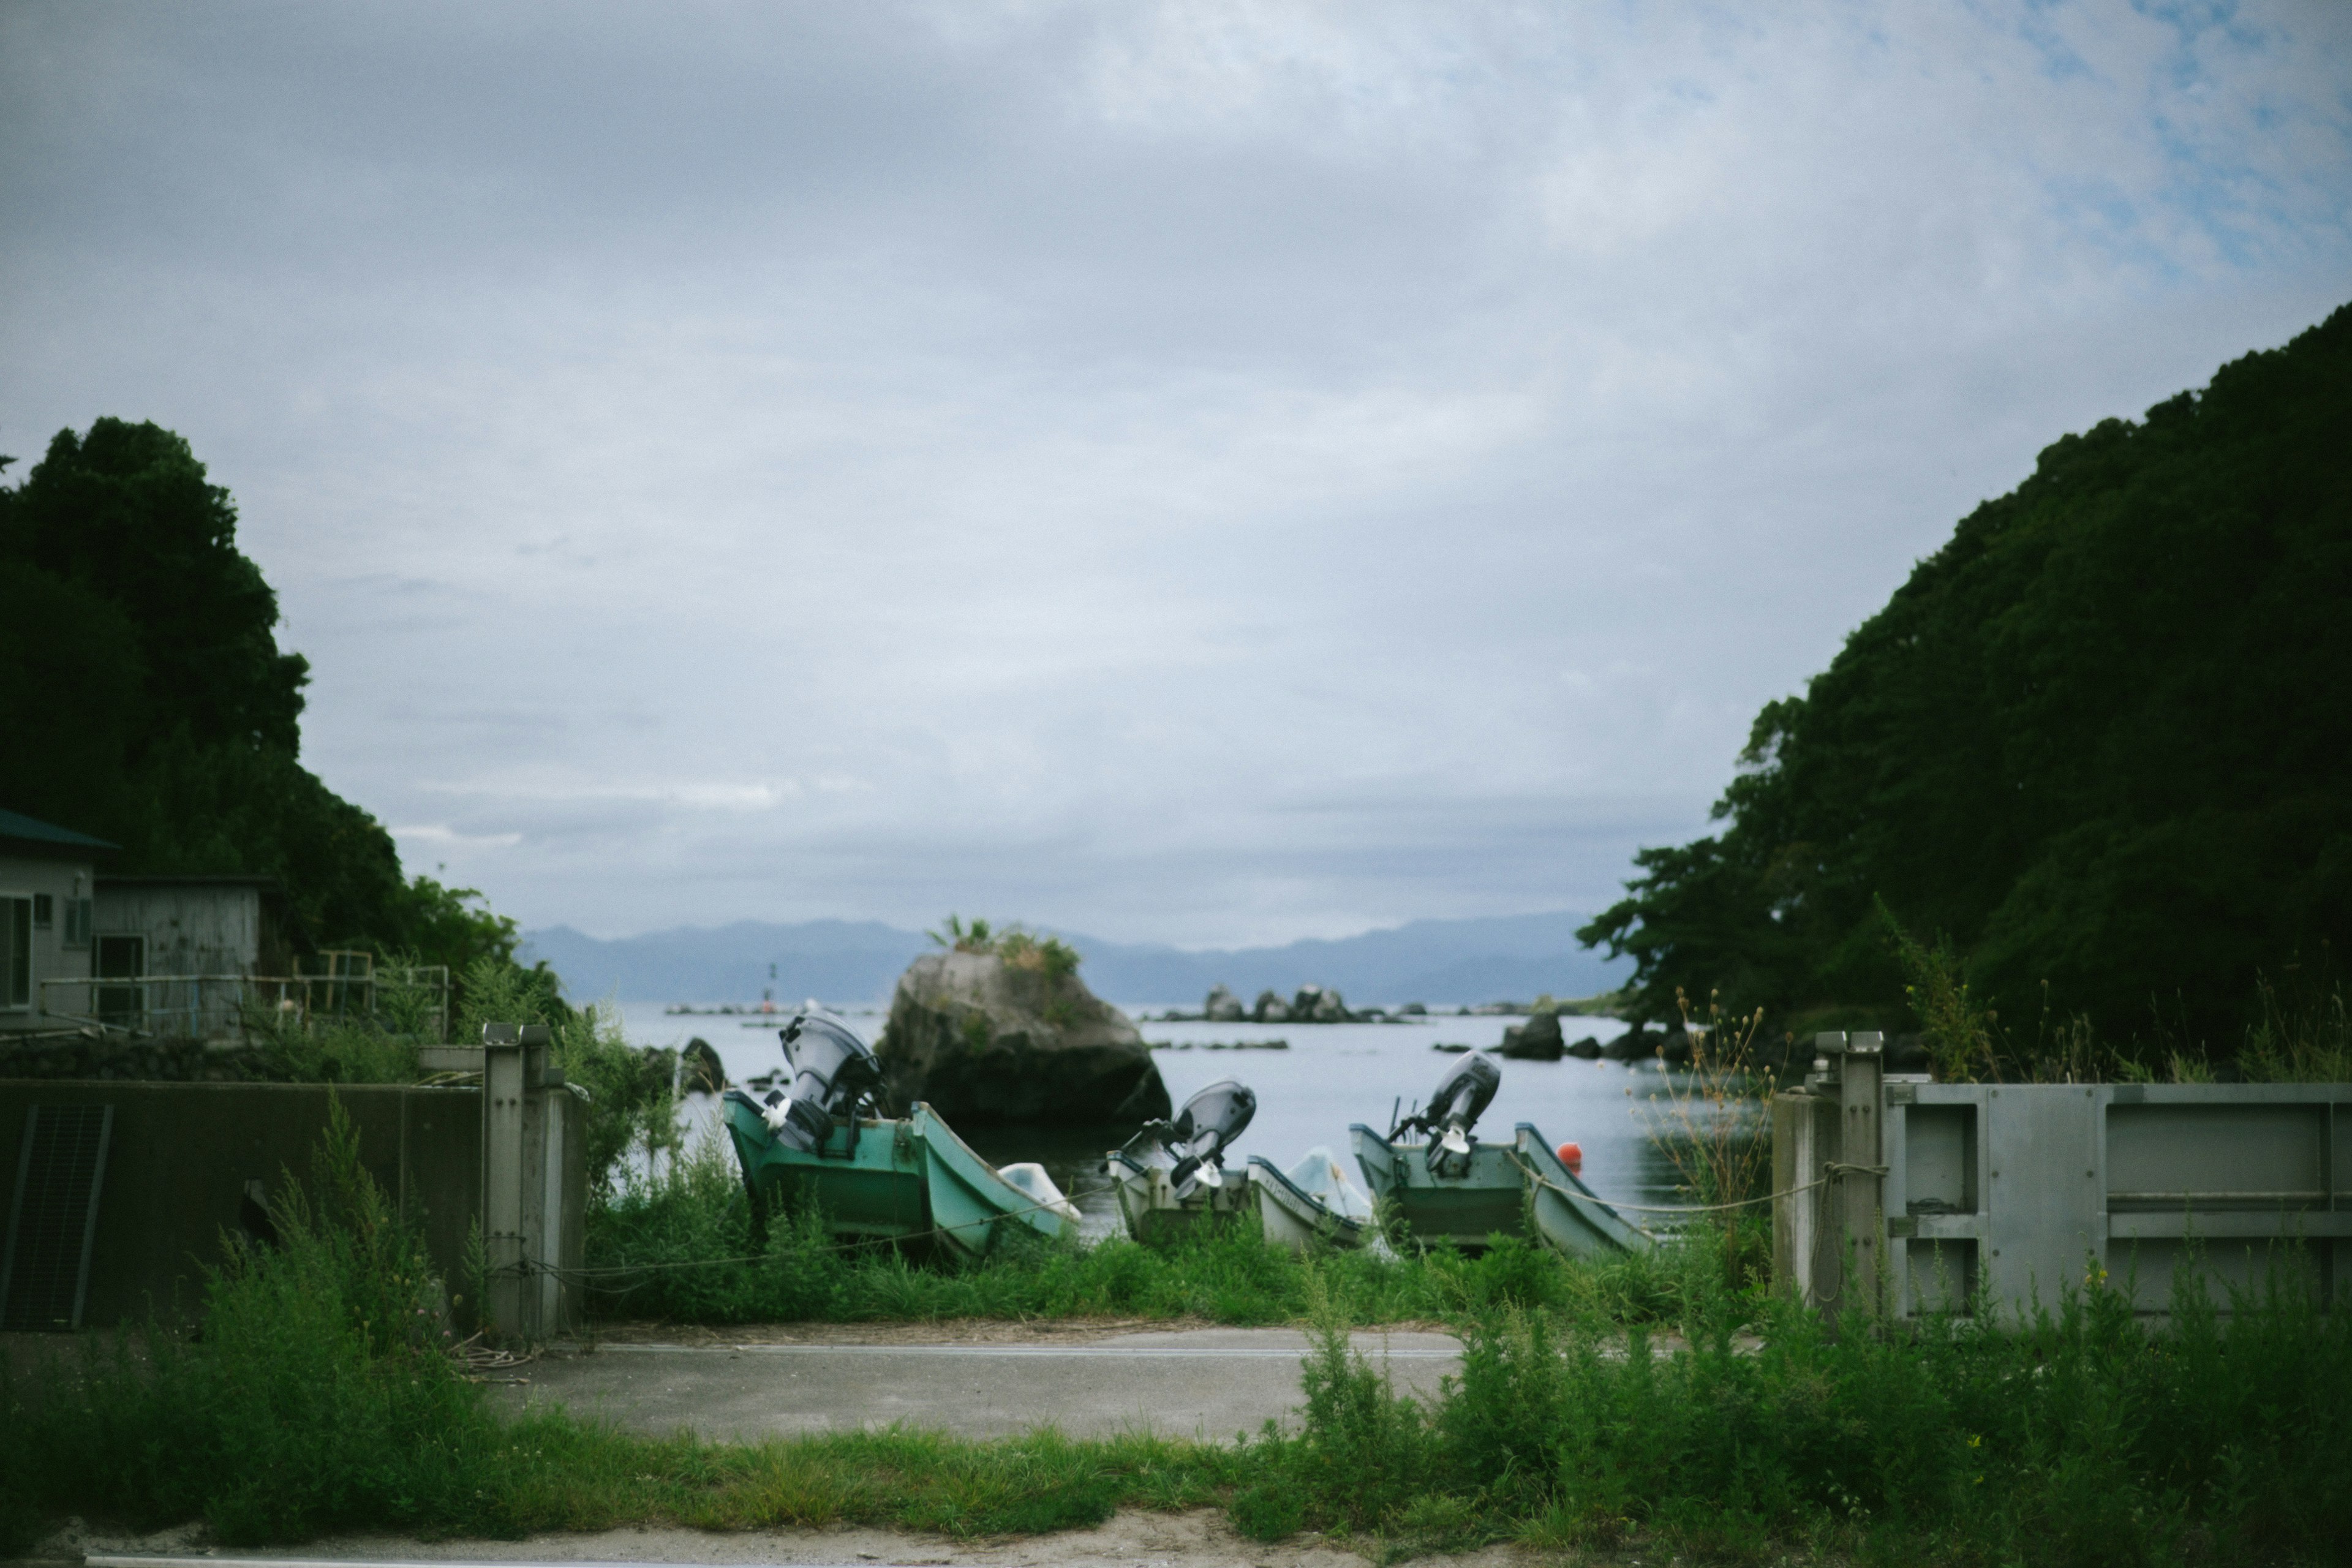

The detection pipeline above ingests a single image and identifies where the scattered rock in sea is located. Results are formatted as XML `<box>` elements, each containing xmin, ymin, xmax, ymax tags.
<box><xmin>1204</xmin><ymin>983</ymin><xmax>1246</xmax><ymax>1023</ymax></box>
<box><xmin>1289</xmin><ymin>984</ymin><xmax>1354</xmax><ymax>1023</ymax></box>
<box><xmin>1600</xmin><ymin>1025</ymin><xmax>1657</xmax><ymax>1061</ymax></box>
<box><xmin>1253</xmin><ymin>989</ymin><xmax>1292</xmax><ymax>1023</ymax></box>
<box><xmin>1566</xmin><ymin>1035</ymin><xmax>1603</xmax><ymax>1060</ymax></box>
<box><xmin>1490</xmin><ymin>1011</ymin><xmax>1566</xmax><ymax>1061</ymax></box>
<box><xmin>1431</xmin><ymin>1041</ymin><xmax>1474</xmax><ymax>1054</ymax></box>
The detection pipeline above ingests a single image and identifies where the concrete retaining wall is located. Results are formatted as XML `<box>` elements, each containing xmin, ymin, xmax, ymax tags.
<box><xmin>1776</xmin><ymin>1033</ymin><xmax>2348</xmax><ymax>1321</ymax></box>
<box><xmin>0</xmin><ymin>1077</ymin><xmax>582</xmax><ymax>1338</ymax></box>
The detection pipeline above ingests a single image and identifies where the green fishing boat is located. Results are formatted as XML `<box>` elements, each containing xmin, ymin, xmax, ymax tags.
<box><xmin>1512</xmin><ymin>1125</ymin><xmax>1653</xmax><ymax>1256</ymax></box>
<box><xmin>1349</xmin><ymin>1120</ymin><xmax>1529</xmax><ymax>1252</ymax></box>
<box><xmin>720</xmin><ymin>1010</ymin><xmax>1077</xmax><ymax>1262</ymax></box>
<box><xmin>1351</xmin><ymin>1054</ymin><xmax>1648</xmax><ymax>1257</ymax></box>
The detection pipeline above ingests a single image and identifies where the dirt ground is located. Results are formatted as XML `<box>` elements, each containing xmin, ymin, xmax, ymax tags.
<box><xmin>573</xmin><ymin>1317</ymin><xmax>1460</xmax><ymax>1348</ymax></box>
<box><xmin>29</xmin><ymin>1509</ymin><xmax>1555</xmax><ymax>1568</ymax></box>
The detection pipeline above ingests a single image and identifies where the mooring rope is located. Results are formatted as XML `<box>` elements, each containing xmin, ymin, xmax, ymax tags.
<box><xmin>1507</xmin><ymin>1152</ymin><xmax>1884</xmax><ymax>1219</ymax></box>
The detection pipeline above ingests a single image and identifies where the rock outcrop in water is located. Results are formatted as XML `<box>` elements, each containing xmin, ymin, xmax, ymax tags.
<box><xmin>680</xmin><ymin>1037</ymin><xmax>727</xmax><ymax>1093</ymax></box>
<box><xmin>1490</xmin><ymin>1011</ymin><xmax>1565</xmax><ymax>1060</ymax></box>
<box><xmin>876</xmin><ymin>949</ymin><xmax>1170</xmax><ymax>1124</ymax></box>
<box><xmin>1203</xmin><ymin>983</ymin><xmax>1245</xmax><ymax>1022</ymax></box>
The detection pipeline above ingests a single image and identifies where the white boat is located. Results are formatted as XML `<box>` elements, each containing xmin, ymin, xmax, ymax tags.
<box><xmin>1248</xmin><ymin>1145</ymin><xmax>1376</xmax><ymax>1253</ymax></box>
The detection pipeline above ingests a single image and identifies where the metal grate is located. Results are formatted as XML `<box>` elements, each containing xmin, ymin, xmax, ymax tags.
<box><xmin>2</xmin><ymin>1104</ymin><xmax>115</xmax><ymax>1330</ymax></box>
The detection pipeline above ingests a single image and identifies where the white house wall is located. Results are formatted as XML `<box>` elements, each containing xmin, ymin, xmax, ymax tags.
<box><xmin>0</xmin><ymin>852</ymin><xmax>98</xmax><ymax>1033</ymax></box>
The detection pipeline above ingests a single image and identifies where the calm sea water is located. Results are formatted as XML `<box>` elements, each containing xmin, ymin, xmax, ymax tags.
<box><xmin>615</xmin><ymin>1000</ymin><xmax>1711</xmax><ymax>1240</ymax></box>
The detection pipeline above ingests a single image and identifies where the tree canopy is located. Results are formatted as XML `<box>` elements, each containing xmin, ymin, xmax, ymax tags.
<box><xmin>0</xmin><ymin>419</ymin><xmax>514</xmax><ymax>975</ymax></box>
<box><xmin>1580</xmin><ymin>304</ymin><xmax>2352</xmax><ymax>1054</ymax></box>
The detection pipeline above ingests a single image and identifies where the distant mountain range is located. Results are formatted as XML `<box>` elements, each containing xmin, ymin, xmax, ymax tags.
<box><xmin>519</xmin><ymin>911</ymin><xmax>1630</xmax><ymax>1008</ymax></box>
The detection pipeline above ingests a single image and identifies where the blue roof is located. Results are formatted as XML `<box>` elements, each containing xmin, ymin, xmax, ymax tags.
<box><xmin>0</xmin><ymin>807</ymin><xmax>118</xmax><ymax>853</ymax></box>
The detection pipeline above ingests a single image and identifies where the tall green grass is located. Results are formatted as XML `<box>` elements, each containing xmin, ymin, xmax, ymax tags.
<box><xmin>10</xmin><ymin>1111</ymin><xmax>2347</xmax><ymax>1565</ymax></box>
<box><xmin>584</xmin><ymin>1132</ymin><xmax>1747</xmax><ymax>1327</ymax></box>
<box><xmin>1</xmin><ymin>1101</ymin><xmax>510</xmax><ymax>1547</ymax></box>
<box><xmin>1234</xmin><ymin>1253</ymin><xmax>2351</xmax><ymax>1566</ymax></box>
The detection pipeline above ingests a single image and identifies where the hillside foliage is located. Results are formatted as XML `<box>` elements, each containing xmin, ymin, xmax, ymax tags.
<box><xmin>1580</xmin><ymin>305</ymin><xmax>2352</xmax><ymax>1054</ymax></box>
<box><xmin>0</xmin><ymin>418</ymin><xmax>514</xmax><ymax>975</ymax></box>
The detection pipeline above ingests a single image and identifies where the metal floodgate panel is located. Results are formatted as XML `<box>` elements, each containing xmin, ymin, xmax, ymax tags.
<box><xmin>1</xmin><ymin>1103</ymin><xmax>115</xmax><ymax>1330</ymax></box>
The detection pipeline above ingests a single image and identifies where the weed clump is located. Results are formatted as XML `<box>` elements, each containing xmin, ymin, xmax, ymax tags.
<box><xmin>0</xmin><ymin>1101</ymin><xmax>516</xmax><ymax>1550</ymax></box>
<box><xmin>1245</xmin><ymin>1253</ymin><xmax>2352</xmax><ymax>1566</ymax></box>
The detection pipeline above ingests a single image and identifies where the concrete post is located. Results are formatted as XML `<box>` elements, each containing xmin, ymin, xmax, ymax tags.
<box><xmin>480</xmin><ymin>1021</ymin><xmax>551</xmax><ymax>1342</ymax></box>
<box><xmin>1838</xmin><ymin>1031</ymin><xmax>1885</xmax><ymax>1320</ymax></box>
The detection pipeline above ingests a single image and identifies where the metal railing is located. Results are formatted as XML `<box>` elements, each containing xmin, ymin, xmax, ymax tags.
<box><xmin>36</xmin><ymin>955</ymin><xmax>450</xmax><ymax>1042</ymax></box>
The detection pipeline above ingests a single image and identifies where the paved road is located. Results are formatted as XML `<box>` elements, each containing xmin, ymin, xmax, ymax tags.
<box><xmin>491</xmin><ymin>1327</ymin><xmax>1461</xmax><ymax>1443</ymax></box>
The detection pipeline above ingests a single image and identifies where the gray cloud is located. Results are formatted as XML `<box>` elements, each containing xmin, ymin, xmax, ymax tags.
<box><xmin>5</xmin><ymin>1</ymin><xmax>2348</xmax><ymax>945</ymax></box>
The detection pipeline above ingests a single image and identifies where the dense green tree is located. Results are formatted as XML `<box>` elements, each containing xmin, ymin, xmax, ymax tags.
<box><xmin>1581</xmin><ymin>305</ymin><xmax>2352</xmax><ymax>1054</ymax></box>
<box><xmin>0</xmin><ymin>420</ymin><xmax>516</xmax><ymax>981</ymax></box>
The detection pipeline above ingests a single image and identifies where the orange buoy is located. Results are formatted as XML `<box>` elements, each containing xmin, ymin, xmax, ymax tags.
<box><xmin>1557</xmin><ymin>1141</ymin><xmax>1583</xmax><ymax>1175</ymax></box>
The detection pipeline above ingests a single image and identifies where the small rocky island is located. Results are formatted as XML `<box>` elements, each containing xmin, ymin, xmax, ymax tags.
<box><xmin>875</xmin><ymin>924</ymin><xmax>1170</xmax><ymax>1124</ymax></box>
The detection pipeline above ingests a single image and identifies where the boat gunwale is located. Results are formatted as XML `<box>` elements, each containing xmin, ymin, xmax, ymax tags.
<box><xmin>1245</xmin><ymin>1153</ymin><xmax>1369</xmax><ymax>1246</ymax></box>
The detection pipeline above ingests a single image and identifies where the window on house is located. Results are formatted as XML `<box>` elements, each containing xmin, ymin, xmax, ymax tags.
<box><xmin>1</xmin><ymin>897</ymin><xmax>28</xmax><ymax>1009</ymax></box>
<box><xmin>33</xmin><ymin>893</ymin><xmax>54</xmax><ymax>928</ymax></box>
<box><xmin>63</xmin><ymin>897</ymin><xmax>92</xmax><ymax>948</ymax></box>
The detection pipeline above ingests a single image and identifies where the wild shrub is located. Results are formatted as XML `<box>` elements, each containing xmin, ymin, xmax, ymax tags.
<box><xmin>457</xmin><ymin>954</ymin><xmax>679</xmax><ymax>1190</ymax></box>
<box><xmin>2236</xmin><ymin>974</ymin><xmax>2352</xmax><ymax>1083</ymax></box>
<box><xmin>1235</xmin><ymin>1280</ymin><xmax>1434</xmax><ymax>1540</ymax></box>
<box><xmin>1275</xmin><ymin>1246</ymin><xmax>2352</xmax><ymax>1566</ymax></box>
<box><xmin>0</xmin><ymin>1101</ymin><xmax>514</xmax><ymax>1550</ymax></box>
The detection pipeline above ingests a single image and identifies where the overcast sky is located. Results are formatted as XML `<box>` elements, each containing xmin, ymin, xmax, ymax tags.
<box><xmin>4</xmin><ymin>2</ymin><xmax>2348</xmax><ymax>946</ymax></box>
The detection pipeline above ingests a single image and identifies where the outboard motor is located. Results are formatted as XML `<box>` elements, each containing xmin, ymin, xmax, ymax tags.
<box><xmin>1115</xmin><ymin>1078</ymin><xmax>1257</xmax><ymax>1200</ymax></box>
<box><xmin>1391</xmin><ymin>1053</ymin><xmax>1499</xmax><ymax>1178</ymax></box>
<box><xmin>756</xmin><ymin>1008</ymin><xmax>884</xmax><ymax>1153</ymax></box>
<box><xmin>1167</xmin><ymin>1079</ymin><xmax>1256</xmax><ymax>1197</ymax></box>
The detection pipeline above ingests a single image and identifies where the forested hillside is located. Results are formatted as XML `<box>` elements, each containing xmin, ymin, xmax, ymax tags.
<box><xmin>0</xmin><ymin>418</ymin><xmax>512</xmax><ymax>970</ymax></box>
<box><xmin>1581</xmin><ymin>305</ymin><xmax>2352</xmax><ymax>1054</ymax></box>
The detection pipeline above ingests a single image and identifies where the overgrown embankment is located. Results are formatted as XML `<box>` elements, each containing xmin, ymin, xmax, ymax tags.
<box><xmin>9</xmin><ymin>1114</ymin><xmax>2349</xmax><ymax>1566</ymax></box>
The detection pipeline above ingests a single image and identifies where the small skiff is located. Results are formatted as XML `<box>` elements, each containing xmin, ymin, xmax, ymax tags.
<box><xmin>1512</xmin><ymin>1125</ymin><xmax>1651</xmax><ymax>1257</ymax></box>
<box><xmin>1351</xmin><ymin>1053</ymin><xmax>1648</xmax><ymax>1257</ymax></box>
<box><xmin>1349</xmin><ymin>1120</ymin><xmax>1529</xmax><ymax>1253</ymax></box>
<box><xmin>1248</xmin><ymin>1145</ymin><xmax>1376</xmax><ymax>1252</ymax></box>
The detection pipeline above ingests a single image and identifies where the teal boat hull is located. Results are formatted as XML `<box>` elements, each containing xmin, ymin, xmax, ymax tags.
<box><xmin>1512</xmin><ymin>1126</ymin><xmax>1653</xmax><ymax>1256</ymax></box>
<box><xmin>910</xmin><ymin>1104</ymin><xmax>1076</xmax><ymax>1259</ymax></box>
<box><xmin>722</xmin><ymin>1095</ymin><xmax>1074</xmax><ymax>1261</ymax></box>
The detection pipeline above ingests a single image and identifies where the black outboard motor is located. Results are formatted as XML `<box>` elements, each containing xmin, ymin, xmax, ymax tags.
<box><xmin>757</xmin><ymin>1009</ymin><xmax>884</xmax><ymax>1153</ymax></box>
<box><xmin>1167</xmin><ymin>1079</ymin><xmax>1256</xmax><ymax>1197</ymax></box>
<box><xmin>1391</xmin><ymin>1053</ymin><xmax>1499</xmax><ymax>1178</ymax></box>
